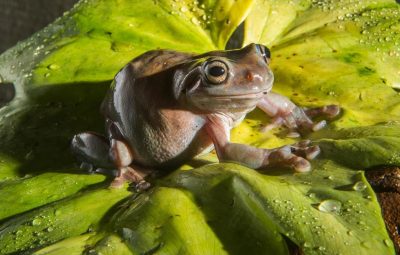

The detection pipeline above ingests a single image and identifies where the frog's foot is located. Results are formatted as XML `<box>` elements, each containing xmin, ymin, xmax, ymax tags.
<box><xmin>266</xmin><ymin>140</ymin><xmax>320</xmax><ymax>172</ymax></box>
<box><xmin>305</xmin><ymin>105</ymin><xmax>341</xmax><ymax>119</ymax></box>
<box><xmin>206</xmin><ymin>117</ymin><xmax>321</xmax><ymax>172</ymax></box>
<box><xmin>294</xmin><ymin>104</ymin><xmax>341</xmax><ymax>133</ymax></box>
<box><xmin>111</xmin><ymin>166</ymin><xmax>152</xmax><ymax>191</ymax></box>
<box><xmin>260</xmin><ymin>117</ymin><xmax>283</xmax><ymax>133</ymax></box>
<box><xmin>257</xmin><ymin>92</ymin><xmax>341</xmax><ymax>135</ymax></box>
<box><xmin>71</xmin><ymin>132</ymin><xmax>114</xmax><ymax>169</ymax></box>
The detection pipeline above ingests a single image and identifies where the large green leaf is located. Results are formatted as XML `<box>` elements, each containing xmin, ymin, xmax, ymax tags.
<box><xmin>0</xmin><ymin>0</ymin><xmax>400</xmax><ymax>254</ymax></box>
<box><xmin>247</xmin><ymin>0</ymin><xmax>400</xmax><ymax>126</ymax></box>
<box><xmin>0</xmin><ymin>0</ymin><xmax>253</xmax><ymax>86</ymax></box>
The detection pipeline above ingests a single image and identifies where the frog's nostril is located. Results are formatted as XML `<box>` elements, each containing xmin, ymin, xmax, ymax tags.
<box><xmin>245</xmin><ymin>71</ymin><xmax>254</xmax><ymax>82</ymax></box>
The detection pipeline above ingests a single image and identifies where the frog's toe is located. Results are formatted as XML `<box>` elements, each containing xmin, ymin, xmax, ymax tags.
<box><xmin>289</xmin><ymin>141</ymin><xmax>320</xmax><ymax>160</ymax></box>
<box><xmin>260</xmin><ymin>117</ymin><xmax>283</xmax><ymax>133</ymax></box>
<box><xmin>305</xmin><ymin>145</ymin><xmax>320</xmax><ymax>160</ymax></box>
<box><xmin>290</xmin><ymin>156</ymin><xmax>311</xmax><ymax>172</ymax></box>
<box><xmin>267</xmin><ymin>146</ymin><xmax>311</xmax><ymax>172</ymax></box>
<box><xmin>110</xmin><ymin>176</ymin><xmax>126</xmax><ymax>188</ymax></box>
<box><xmin>296</xmin><ymin>139</ymin><xmax>311</xmax><ymax>147</ymax></box>
<box><xmin>110</xmin><ymin>166</ymin><xmax>152</xmax><ymax>191</ymax></box>
<box><xmin>286</xmin><ymin>131</ymin><xmax>300</xmax><ymax>138</ymax></box>
<box><xmin>323</xmin><ymin>105</ymin><xmax>341</xmax><ymax>118</ymax></box>
<box><xmin>305</xmin><ymin>105</ymin><xmax>341</xmax><ymax>119</ymax></box>
<box><xmin>79</xmin><ymin>162</ymin><xmax>94</xmax><ymax>172</ymax></box>
<box><xmin>135</xmin><ymin>180</ymin><xmax>152</xmax><ymax>192</ymax></box>
<box><xmin>312</xmin><ymin>120</ymin><xmax>327</xmax><ymax>131</ymax></box>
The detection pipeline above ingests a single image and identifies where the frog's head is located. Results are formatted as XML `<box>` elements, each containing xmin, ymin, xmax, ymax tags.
<box><xmin>173</xmin><ymin>43</ymin><xmax>274</xmax><ymax>114</ymax></box>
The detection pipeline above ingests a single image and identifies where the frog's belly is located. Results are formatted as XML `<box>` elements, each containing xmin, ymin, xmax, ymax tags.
<box><xmin>129</xmin><ymin>111</ymin><xmax>213</xmax><ymax>168</ymax></box>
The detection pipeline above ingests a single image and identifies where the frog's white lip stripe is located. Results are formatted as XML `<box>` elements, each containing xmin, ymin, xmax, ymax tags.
<box><xmin>205</xmin><ymin>90</ymin><xmax>269</xmax><ymax>99</ymax></box>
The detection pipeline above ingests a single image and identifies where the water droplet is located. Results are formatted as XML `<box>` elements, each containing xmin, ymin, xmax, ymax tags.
<box><xmin>303</xmin><ymin>241</ymin><xmax>311</xmax><ymax>248</ymax></box>
<box><xmin>318</xmin><ymin>199</ymin><xmax>342</xmax><ymax>213</ymax></box>
<box><xmin>54</xmin><ymin>209</ymin><xmax>61</xmax><ymax>216</ymax></box>
<box><xmin>191</xmin><ymin>17</ymin><xmax>199</xmax><ymax>25</ymax></box>
<box><xmin>180</xmin><ymin>6</ymin><xmax>188</xmax><ymax>12</ymax></box>
<box><xmin>308</xmin><ymin>193</ymin><xmax>316</xmax><ymax>199</ymax></box>
<box><xmin>47</xmin><ymin>64</ymin><xmax>60</xmax><ymax>70</ymax></box>
<box><xmin>353</xmin><ymin>181</ymin><xmax>367</xmax><ymax>191</ymax></box>
<box><xmin>31</xmin><ymin>218</ymin><xmax>42</xmax><ymax>226</ymax></box>
<box><xmin>384</xmin><ymin>239</ymin><xmax>392</xmax><ymax>246</ymax></box>
<box><xmin>87</xmin><ymin>249</ymin><xmax>97</xmax><ymax>255</ymax></box>
<box><xmin>347</xmin><ymin>230</ymin><xmax>354</xmax><ymax>236</ymax></box>
<box><xmin>46</xmin><ymin>227</ymin><xmax>54</xmax><ymax>232</ymax></box>
<box><xmin>289</xmin><ymin>229</ymin><xmax>297</xmax><ymax>236</ymax></box>
<box><xmin>44</xmin><ymin>73</ymin><xmax>51</xmax><ymax>78</ymax></box>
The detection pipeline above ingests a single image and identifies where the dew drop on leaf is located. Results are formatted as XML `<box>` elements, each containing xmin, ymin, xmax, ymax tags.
<box><xmin>308</xmin><ymin>192</ymin><xmax>316</xmax><ymax>199</ymax></box>
<box><xmin>384</xmin><ymin>239</ymin><xmax>392</xmax><ymax>247</ymax></box>
<box><xmin>47</xmin><ymin>64</ymin><xmax>60</xmax><ymax>70</ymax></box>
<box><xmin>191</xmin><ymin>17</ymin><xmax>199</xmax><ymax>25</ymax></box>
<box><xmin>31</xmin><ymin>218</ymin><xmax>42</xmax><ymax>226</ymax></box>
<box><xmin>352</xmin><ymin>181</ymin><xmax>367</xmax><ymax>191</ymax></box>
<box><xmin>318</xmin><ymin>199</ymin><xmax>342</xmax><ymax>213</ymax></box>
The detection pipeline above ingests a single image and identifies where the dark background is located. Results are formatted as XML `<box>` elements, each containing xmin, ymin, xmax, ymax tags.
<box><xmin>0</xmin><ymin>0</ymin><xmax>78</xmax><ymax>53</ymax></box>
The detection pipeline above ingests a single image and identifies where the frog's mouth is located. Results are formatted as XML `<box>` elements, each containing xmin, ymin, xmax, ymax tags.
<box><xmin>203</xmin><ymin>89</ymin><xmax>269</xmax><ymax>100</ymax></box>
<box><xmin>189</xmin><ymin>90</ymin><xmax>268</xmax><ymax>112</ymax></box>
<box><xmin>208</xmin><ymin>91</ymin><xmax>268</xmax><ymax>99</ymax></box>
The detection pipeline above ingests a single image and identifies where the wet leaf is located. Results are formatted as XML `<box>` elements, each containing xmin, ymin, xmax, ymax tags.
<box><xmin>0</xmin><ymin>0</ymin><xmax>399</xmax><ymax>254</ymax></box>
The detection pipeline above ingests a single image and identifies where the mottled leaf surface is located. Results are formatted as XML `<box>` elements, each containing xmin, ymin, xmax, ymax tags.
<box><xmin>0</xmin><ymin>0</ymin><xmax>399</xmax><ymax>254</ymax></box>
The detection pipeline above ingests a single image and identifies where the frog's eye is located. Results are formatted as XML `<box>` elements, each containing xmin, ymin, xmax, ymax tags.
<box><xmin>204</xmin><ymin>60</ymin><xmax>228</xmax><ymax>85</ymax></box>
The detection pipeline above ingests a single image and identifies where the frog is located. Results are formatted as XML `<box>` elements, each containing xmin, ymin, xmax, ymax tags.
<box><xmin>71</xmin><ymin>43</ymin><xmax>340</xmax><ymax>190</ymax></box>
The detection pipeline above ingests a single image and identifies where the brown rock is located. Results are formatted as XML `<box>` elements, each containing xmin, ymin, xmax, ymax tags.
<box><xmin>366</xmin><ymin>166</ymin><xmax>400</xmax><ymax>254</ymax></box>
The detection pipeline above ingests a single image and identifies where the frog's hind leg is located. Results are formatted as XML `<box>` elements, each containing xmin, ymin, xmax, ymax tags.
<box><xmin>72</xmin><ymin>134</ymin><xmax>151</xmax><ymax>190</ymax></box>
<box><xmin>109</xmin><ymin>139</ymin><xmax>152</xmax><ymax>191</ymax></box>
<box><xmin>71</xmin><ymin>132</ymin><xmax>114</xmax><ymax>170</ymax></box>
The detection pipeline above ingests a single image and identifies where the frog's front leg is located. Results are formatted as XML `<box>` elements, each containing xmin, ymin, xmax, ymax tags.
<box><xmin>205</xmin><ymin>116</ymin><xmax>320</xmax><ymax>172</ymax></box>
<box><xmin>257</xmin><ymin>92</ymin><xmax>340</xmax><ymax>136</ymax></box>
<box><xmin>71</xmin><ymin>132</ymin><xmax>150</xmax><ymax>190</ymax></box>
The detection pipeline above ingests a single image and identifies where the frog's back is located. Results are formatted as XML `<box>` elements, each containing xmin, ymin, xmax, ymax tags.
<box><xmin>101</xmin><ymin>50</ymin><xmax>213</xmax><ymax>168</ymax></box>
